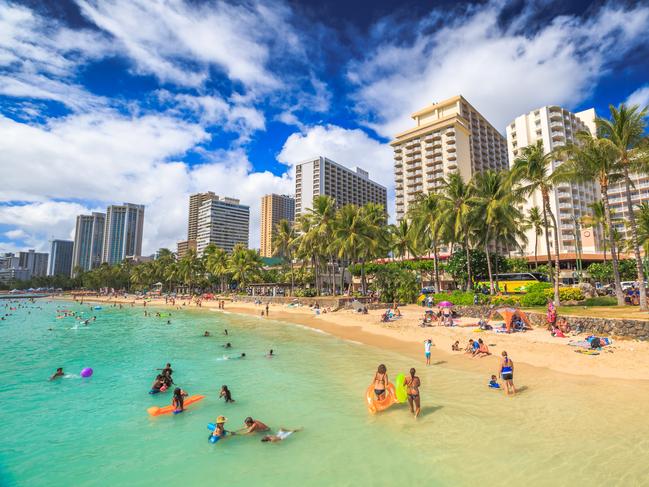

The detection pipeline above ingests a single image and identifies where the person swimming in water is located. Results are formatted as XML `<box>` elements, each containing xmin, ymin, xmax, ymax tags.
<box><xmin>204</xmin><ymin>331</ymin><xmax>210</xmax><ymax>337</ymax></box>
<box><xmin>404</xmin><ymin>367</ymin><xmax>421</xmax><ymax>418</ymax></box>
<box><xmin>223</xmin><ymin>342</ymin><xmax>232</xmax><ymax>349</ymax></box>
<box><xmin>219</xmin><ymin>385</ymin><xmax>235</xmax><ymax>403</ymax></box>
<box><xmin>261</xmin><ymin>428</ymin><xmax>302</xmax><ymax>443</ymax></box>
<box><xmin>50</xmin><ymin>368</ymin><xmax>64</xmax><ymax>380</ymax></box>
<box><xmin>172</xmin><ymin>387</ymin><xmax>188</xmax><ymax>413</ymax></box>
<box><xmin>241</xmin><ymin>417</ymin><xmax>270</xmax><ymax>434</ymax></box>
<box><xmin>211</xmin><ymin>416</ymin><xmax>232</xmax><ymax>441</ymax></box>
<box><xmin>372</xmin><ymin>364</ymin><xmax>388</xmax><ymax>400</ymax></box>
<box><xmin>267</xmin><ymin>349</ymin><xmax>274</xmax><ymax>358</ymax></box>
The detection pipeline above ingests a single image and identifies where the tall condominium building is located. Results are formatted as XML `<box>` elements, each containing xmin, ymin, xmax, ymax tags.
<box><xmin>177</xmin><ymin>192</ymin><xmax>216</xmax><ymax>258</ymax></box>
<box><xmin>295</xmin><ymin>156</ymin><xmax>387</xmax><ymax>217</ymax></box>
<box><xmin>72</xmin><ymin>212</ymin><xmax>105</xmax><ymax>274</ymax></box>
<box><xmin>102</xmin><ymin>203</ymin><xmax>145</xmax><ymax>265</ymax></box>
<box><xmin>260</xmin><ymin>194</ymin><xmax>295</xmax><ymax>258</ymax></box>
<box><xmin>48</xmin><ymin>240</ymin><xmax>74</xmax><ymax>277</ymax></box>
<box><xmin>196</xmin><ymin>196</ymin><xmax>250</xmax><ymax>255</ymax></box>
<box><xmin>18</xmin><ymin>250</ymin><xmax>48</xmax><ymax>277</ymax></box>
<box><xmin>506</xmin><ymin>106</ymin><xmax>601</xmax><ymax>256</ymax></box>
<box><xmin>391</xmin><ymin>95</ymin><xmax>509</xmax><ymax>221</ymax></box>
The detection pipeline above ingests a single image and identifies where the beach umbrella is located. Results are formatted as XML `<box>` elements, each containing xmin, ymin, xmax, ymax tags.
<box><xmin>438</xmin><ymin>301</ymin><xmax>453</xmax><ymax>307</ymax></box>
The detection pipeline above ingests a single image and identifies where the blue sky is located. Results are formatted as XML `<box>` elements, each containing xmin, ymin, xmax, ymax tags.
<box><xmin>1</xmin><ymin>0</ymin><xmax>649</xmax><ymax>255</ymax></box>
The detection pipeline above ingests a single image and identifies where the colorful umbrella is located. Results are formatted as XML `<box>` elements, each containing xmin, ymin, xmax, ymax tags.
<box><xmin>438</xmin><ymin>301</ymin><xmax>453</xmax><ymax>307</ymax></box>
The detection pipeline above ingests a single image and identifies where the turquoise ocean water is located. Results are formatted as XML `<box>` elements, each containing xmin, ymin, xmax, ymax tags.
<box><xmin>1</xmin><ymin>299</ymin><xmax>649</xmax><ymax>487</ymax></box>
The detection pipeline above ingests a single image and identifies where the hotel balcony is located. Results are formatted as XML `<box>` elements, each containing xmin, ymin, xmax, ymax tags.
<box><xmin>552</xmin><ymin>132</ymin><xmax>565</xmax><ymax>142</ymax></box>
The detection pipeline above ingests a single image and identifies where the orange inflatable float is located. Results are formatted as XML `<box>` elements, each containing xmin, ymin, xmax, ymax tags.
<box><xmin>147</xmin><ymin>395</ymin><xmax>205</xmax><ymax>416</ymax></box>
<box><xmin>366</xmin><ymin>384</ymin><xmax>397</xmax><ymax>414</ymax></box>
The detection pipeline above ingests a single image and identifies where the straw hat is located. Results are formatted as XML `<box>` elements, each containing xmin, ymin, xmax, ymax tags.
<box><xmin>216</xmin><ymin>416</ymin><xmax>227</xmax><ymax>423</ymax></box>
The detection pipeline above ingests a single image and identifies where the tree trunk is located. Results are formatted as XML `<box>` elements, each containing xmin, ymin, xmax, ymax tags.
<box><xmin>546</xmin><ymin>201</ymin><xmax>561</xmax><ymax>305</ymax></box>
<box><xmin>464</xmin><ymin>233</ymin><xmax>473</xmax><ymax>291</ymax></box>
<box><xmin>541</xmin><ymin>202</ymin><xmax>553</xmax><ymax>274</ymax></box>
<box><xmin>534</xmin><ymin>231</ymin><xmax>539</xmax><ymax>269</ymax></box>
<box><xmin>361</xmin><ymin>259</ymin><xmax>367</xmax><ymax>295</ymax></box>
<box><xmin>433</xmin><ymin>241</ymin><xmax>441</xmax><ymax>293</ymax></box>
<box><xmin>623</xmin><ymin>165</ymin><xmax>648</xmax><ymax>310</ymax></box>
<box><xmin>484</xmin><ymin>227</ymin><xmax>494</xmax><ymax>294</ymax></box>
<box><xmin>601</xmin><ymin>184</ymin><xmax>625</xmax><ymax>306</ymax></box>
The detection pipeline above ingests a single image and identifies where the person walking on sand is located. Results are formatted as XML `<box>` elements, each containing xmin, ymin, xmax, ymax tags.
<box><xmin>499</xmin><ymin>351</ymin><xmax>516</xmax><ymax>395</ymax></box>
<box><xmin>372</xmin><ymin>364</ymin><xmax>388</xmax><ymax>400</ymax></box>
<box><xmin>404</xmin><ymin>368</ymin><xmax>421</xmax><ymax>418</ymax></box>
<box><xmin>424</xmin><ymin>339</ymin><xmax>434</xmax><ymax>365</ymax></box>
<box><xmin>265</xmin><ymin>303</ymin><xmax>269</xmax><ymax>317</ymax></box>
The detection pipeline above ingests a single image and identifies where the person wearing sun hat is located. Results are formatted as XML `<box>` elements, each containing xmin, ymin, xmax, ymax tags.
<box><xmin>211</xmin><ymin>416</ymin><xmax>230</xmax><ymax>441</ymax></box>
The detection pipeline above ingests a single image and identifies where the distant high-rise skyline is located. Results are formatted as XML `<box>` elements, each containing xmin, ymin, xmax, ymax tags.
<box><xmin>18</xmin><ymin>250</ymin><xmax>48</xmax><ymax>277</ymax></box>
<box><xmin>196</xmin><ymin>196</ymin><xmax>249</xmax><ymax>255</ymax></box>
<box><xmin>48</xmin><ymin>240</ymin><xmax>74</xmax><ymax>277</ymax></box>
<box><xmin>72</xmin><ymin>212</ymin><xmax>106</xmax><ymax>274</ymax></box>
<box><xmin>177</xmin><ymin>192</ymin><xmax>216</xmax><ymax>258</ymax></box>
<box><xmin>260</xmin><ymin>194</ymin><xmax>295</xmax><ymax>258</ymax></box>
<box><xmin>295</xmin><ymin>156</ymin><xmax>387</xmax><ymax>217</ymax></box>
<box><xmin>102</xmin><ymin>203</ymin><xmax>145</xmax><ymax>265</ymax></box>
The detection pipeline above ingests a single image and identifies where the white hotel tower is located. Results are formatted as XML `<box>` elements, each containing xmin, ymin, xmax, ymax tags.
<box><xmin>506</xmin><ymin>106</ymin><xmax>602</xmax><ymax>257</ymax></box>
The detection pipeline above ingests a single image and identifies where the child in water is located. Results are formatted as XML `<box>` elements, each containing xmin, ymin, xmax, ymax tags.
<box><xmin>172</xmin><ymin>388</ymin><xmax>188</xmax><ymax>413</ymax></box>
<box><xmin>219</xmin><ymin>385</ymin><xmax>235</xmax><ymax>403</ymax></box>
<box><xmin>489</xmin><ymin>375</ymin><xmax>500</xmax><ymax>389</ymax></box>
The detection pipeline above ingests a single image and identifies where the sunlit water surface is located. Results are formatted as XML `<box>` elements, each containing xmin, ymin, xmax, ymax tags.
<box><xmin>1</xmin><ymin>300</ymin><xmax>648</xmax><ymax>487</ymax></box>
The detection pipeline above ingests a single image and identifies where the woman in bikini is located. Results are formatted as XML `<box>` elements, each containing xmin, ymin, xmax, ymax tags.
<box><xmin>499</xmin><ymin>351</ymin><xmax>516</xmax><ymax>395</ymax></box>
<box><xmin>404</xmin><ymin>368</ymin><xmax>421</xmax><ymax>418</ymax></box>
<box><xmin>373</xmin><ymin>364</ymin><xmax>388</xmax><ymax>399</ymax></box>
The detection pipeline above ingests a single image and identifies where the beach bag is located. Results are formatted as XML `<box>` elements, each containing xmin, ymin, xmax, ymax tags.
<box><xmin>590</xmin><ymin>337</ymin><xmax>601</xmax><ymax>349</ymax></box>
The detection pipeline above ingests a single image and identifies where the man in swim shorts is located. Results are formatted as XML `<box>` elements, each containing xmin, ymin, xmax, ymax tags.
<box><xmin>261</xmin><ymin>428</ymin><xmax>302</xmax><ymax>442</ymax></box>
<box><xmin>242</xmin><ymin>417</ymin><xmax>270</xmax><ymax>434</ymax></box>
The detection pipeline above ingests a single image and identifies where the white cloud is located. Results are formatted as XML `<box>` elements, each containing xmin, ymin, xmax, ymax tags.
<box><xmin>75</xmin><ymin>0</ymin><xmax>301</xmax><ymax>90</ymax></box>
<box><xmin>626</xmin><ymin>85</ymin><xmax>649</xmax><ymax>109</ymax></box>
<box><xmin>348</xmin><ymin>2</ymin><xmax>649</xmax><ymax>137</ymax></box>
<box><xmin>276</xmin><ymin>124</ymin><xmax>395</xmax><ymax>219</ymax></box>
<box><xmin>0</xmin><ymin>113</ymin><xmax>292</xmax><ymax>253</ymax></box>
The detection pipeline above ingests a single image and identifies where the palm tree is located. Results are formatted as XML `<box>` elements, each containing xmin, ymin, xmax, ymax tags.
<box><xmin>511</xmin><ymin>140</ymin><xmax>561</xmax><ymax>304</ymax></box>
<box><xmin>439</xmin><ymin>172</ymin><xmax>476</xmax><ymax>290</ymax></box>
<box><xmin>176</xmin><ymin>248</ymin><xmax>203</xmax><ymax>294</ymax></box>
<box><xmin>390</xmin><ymin>219</ymin><xmax>419</xmax><ymax>260</ymax></box>
<box><xmin>306</xmin><ymin>196</ymin><xmax>337</xmax><ymax>294</ymax></box>
<box><xmin>553</xmin><ymin>131</ymin><xmax>626</xmax><ymax>305</ymax></box>
<box><xmin>358</xmin><ymin>203</ymin><xmax>389</xmax><ymax>294</ymax></box>
<box><xmin>203</xmin><ymin>244</ymin><xmax>229</xmax><ymax>293</ymax></box>
<box><xmin>409</xmin><ymin>192</ymin><xmax>443</xmax><ymax>292</ymax></box>
<box><xmin>597</xmin><ymin>104</ymin><xmax>649</xmax><ymax>310</ymax></box>
<box><xmin>331</xmin><ymin>205</ymin><xmax>371</xmax><ymax>294</ymax></box>
<box><xmin>527</xmin><ymin>207</ymin><xmax>544</xmax><ymax>269</ymax></box>
<box><xmin>228</xmin><ymin>244</ymin><xmax>263</xmax><ymax>290</ymax></box>
<box><xmin>581</xmin><ymin>202</ymin><xmax>608</xmax><ymax>260</ymax></box>
<box><xmin>471</xmin><ymin>170</ymin><xmax>525</xmax><ymax>294</ymax></box>
<box><xmin>272</xmin><ymin>219</ymin><xmax>297</xmax><ymax>296</ymax></box>
<box><xmin>636</xmin><ymin>202</ymin><xmax>649</xmax><ymax>261</ymax></box>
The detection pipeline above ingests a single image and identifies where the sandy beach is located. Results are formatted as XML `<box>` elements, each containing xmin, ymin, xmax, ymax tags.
<box><xmin>64</xmin><ymin>295</ymin><xmax>649</xmax><ymax>382</ymax></box>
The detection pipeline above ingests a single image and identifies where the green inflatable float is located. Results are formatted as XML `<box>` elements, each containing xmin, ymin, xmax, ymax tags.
<box><xmin>394</xmin><ymin>373</ymin><xmax>407</xmax><ymax>403</ymax></box>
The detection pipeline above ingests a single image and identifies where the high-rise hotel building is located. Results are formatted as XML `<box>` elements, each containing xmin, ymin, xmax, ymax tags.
<box><xmin>260</xmin><ymin>194</ymin><xmax>295</xmax><ymax>258</ymax></box>
<box><xmin>72</xmin><ymin>212</ymin><xmax>105</xmax><ymax>274</ymax></box>
<box><xmin>294</xmin><ymin>156</ymin><xmax>387</xmax><ymax>217</ymax></box>
<box><xmin>178</xmin><ymin>192</ymin><xmax>216</xmax><ymax>258</ymax></box>
<box><xmin>608</xmin><ymin>177</ymin><xmax>649</xmax><ymax>241</ymax></box>
<box><xmin>506</xmin><ymin>106</ymin><xmax>601</xmax><ymax>256</ymax></box>
<box><xmin>391</xmin><ymin>95</ymin><xmax>509</xmax><ymax>221</ymax></box>
<box><xmin>196</xmin><ymin>196</ymin><xmax>250</xmax><ymax>255</ymax></box>
<box><xmin>48</xmin><ymin>240</ymin><xmax>74</xmax><ymax>277</ymax></box>
<box><xmin>102</xmin><ymin>203</ymin><xmax>145</xmax><ymax>265</ymax></box>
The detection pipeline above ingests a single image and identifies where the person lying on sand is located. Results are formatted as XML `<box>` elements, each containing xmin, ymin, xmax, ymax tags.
<box><xmin>262</xmin><ymin>428</ymin><xmax>302</xmax><ymax>443</ymax></box>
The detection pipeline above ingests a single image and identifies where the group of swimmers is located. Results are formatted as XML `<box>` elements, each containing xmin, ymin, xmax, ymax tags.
<box><xmin>210</xmin><ymin>416</ymin><xmax>301</xmax><ymax>443</ymax></box>
<box><xmin>150</xmin><ymin>363</ymin><xmax>174</xmax><ymax>393</ymax></box>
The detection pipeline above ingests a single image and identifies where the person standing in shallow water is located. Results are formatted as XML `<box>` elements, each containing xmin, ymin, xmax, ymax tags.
<box><xmin>404</xmin><ymin>368</ymin><xmax>421</xmax><ymax>418</ymax></box>
<box><xmin>499</xmin><ymin>351</ymin><xmax>516</xmax><ymax>395</ymax></box>
<box><xmin>372</xmin><ymin>364</ymin><xmax>388</xmax><ymax>399</ymax></box>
